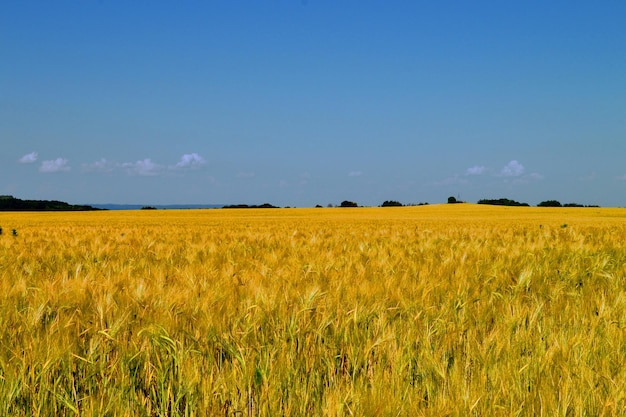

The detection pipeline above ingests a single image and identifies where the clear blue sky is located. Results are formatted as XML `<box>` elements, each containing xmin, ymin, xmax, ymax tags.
<box><xmin>2</xmin><ymin>1</ymin><xmax>625</xmax><ymax>206</ymax></box>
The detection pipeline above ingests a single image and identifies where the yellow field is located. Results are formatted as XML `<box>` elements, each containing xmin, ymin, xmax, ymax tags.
<box><xmin>1</xmin><ymin>205</ymin><xmax>626</xmax><ymax>416</ymax></box>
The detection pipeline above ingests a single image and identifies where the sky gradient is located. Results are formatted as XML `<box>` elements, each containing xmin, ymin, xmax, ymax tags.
<box><xmin>2</xmin><ymin>1</ymin><xmax>626</xmax><ymax>207</ymax></box>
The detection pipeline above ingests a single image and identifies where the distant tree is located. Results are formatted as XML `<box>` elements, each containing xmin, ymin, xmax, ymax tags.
<box><xmin>315</xmin><ymin>204</ymin><xmax>323</xmax><ymax>208</ymax></box>
<box><xmin>447</xmin><ymin>196</ymin><xmax>458</xmax><ymax>204</ymax></box>
<box><xmin>563</xmin><ymin>203</ymin><xmax>600</xmax><ymax>208</ymax></box>
<box><xmin>340</xmin><ymin>200</ymin><xmax>358</xmax><ymax>207</ymax></box>
<box><xmin>477</xmin><ymin>198</ymin><xmax>529</xmax><ymax>207</ymax></box>
<box><xmin>223</xmin><ymin>203</ymin><xmax>279</xmax><ymax>209</ymax></box>
<box><xmin>141</xmin><ymin>206</ymin><xmax>157</xmax><ymax>210</ymax></box>
<box><xmin>381</xmin><ymin>200</ymin><xmax>403</xmax><ymax>207</ymax></box>
<box><xmin>537</xmin><ymin>200</ymin><xmax>562</xmax><ymax>207</ymax></box>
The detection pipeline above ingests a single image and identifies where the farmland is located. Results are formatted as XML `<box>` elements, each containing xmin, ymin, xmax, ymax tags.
<box><xmin>1</xmin><ymin>205</ymin><xmax>626</xmax><ymax>416</ymax></box>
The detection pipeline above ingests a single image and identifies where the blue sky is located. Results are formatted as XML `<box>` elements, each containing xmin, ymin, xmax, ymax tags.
<box><xmin>2</xmin><ymin>1</ymin><xmax>625</xmax><ymax>207</ymax></box>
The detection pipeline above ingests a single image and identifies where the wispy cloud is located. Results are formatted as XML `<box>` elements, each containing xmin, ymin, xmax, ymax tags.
<box><xmin>466</xmin><ymin>165</ymin><xmax>486</xmax><ymax>176</ymax></box>
<box><xmin>501</xmin><ymin>160</ymin><xmax>525</xmax><ymax>177</ymax></box>
<box><xmin>617</xmin><ymin>174</ymin><xmax>626</xmax><ymax>181</ymax></box>
<box><xmin>236</xmin><ymin>172</ymin><xmax>256</xmax><ymax>179</ymax></box>
<box><xmin>434</xmin><ymin>175</ymin><xmax>468</xmax><ymax>186</ymax></box>
<box><xmin>120</xmin><ymin>159</ymin><xmax>162</xmax><ymax>176</ymax></box>
<box><xmin>82</xmin><ymin>158</ymin><xmax>114</xmax><ymax>173</ymax></box>
<box><xmin>23</xmin><ymin>152</ymin><xmax>211</xmax><ymax>177</ymax></box>
<box><xmin>39</xmin><ymin>158</ymin><xmax>70</xmax><ymax>173</ymax></box>
<box><xmin>82</xmin><ymin>153</ymin><xmax>206</xmax><ymax>175</ymax></box>
<box><xmin>348</xmin><ymin>171</ymin><xmax>363</xmax><ymax>177</ymax></box>
<box><xmin>19</xmin><ymin>152</ymin><xmax>38</xmax><ymax>164</ymax></box>
<box><xmin>579</xmin><ymin>172</ymin><xmax>597</xmax><ymax>181</ymax></box>
<box><xmin>438</xmin><ymin>160</ymin><xmax>542</xmax><ymax>187</ymax></box>
<box><xmin>173</xmin><ymin>153</ymin><xmax>206</xmax><ymax>169</ymax></box>
<box><xmin>299</xmin><ymin>172</ymin><xmax>311</xmax><ymax>186</ymax></box>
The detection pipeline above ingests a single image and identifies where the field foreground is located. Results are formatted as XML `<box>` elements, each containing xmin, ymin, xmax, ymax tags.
<box><xmin>1</xmin><ymin>205</ymin><xmax>626</xmax><ymax>416</ymax></box>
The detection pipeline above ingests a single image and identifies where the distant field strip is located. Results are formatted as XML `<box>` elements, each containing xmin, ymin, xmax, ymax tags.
<box><xmin>1</xmin><ymin>205</ymin><xmax>625</xmax><ymax>416</ymax></box>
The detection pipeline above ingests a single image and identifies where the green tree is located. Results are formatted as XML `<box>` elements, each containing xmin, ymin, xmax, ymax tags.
<box><xmin>381</xmin><ymin>200</ymin><xmax>402</xmax><ymax>207</ymax></box>
<box><xmin>538</xmin><ymin>200</ymin><xmax>562</xmax><ymax>207</ymax></box>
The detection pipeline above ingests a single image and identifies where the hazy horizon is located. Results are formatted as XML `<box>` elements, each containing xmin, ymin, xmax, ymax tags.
<box><xmin>3</xmin><ymin>2</ymin><xmax>626</xmax><ymax>207</ymax></box>
<box><xmin>0</xmin><ymin>194</ymin><xmax>614</xmax><ymax>209</ymax></box>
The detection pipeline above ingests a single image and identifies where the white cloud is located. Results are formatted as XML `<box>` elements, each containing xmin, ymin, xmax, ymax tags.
<box><xmin>19</xmin><ymin>152</ymin><xmax>38</xmax><ymax>164</ymax></box>
<box><xmin>348</xmin><ymin>171</ymin><xmax>363</xmax><ymax>177</ymax></box>
<box><xmin>121</xmin><ymin>159</ymin><xmax>162</xmax><ymax>176</ymax></box>
<box><xmin>174</xmin><ymin>153</ymin><xmax>206</xmax><ymax>169</ymax></box>
<box><xmin>466</xmin><ymin>165</ymin><xmax>486</xmax><ymax>175</ymax></box>
<box><xmin>617</xmin><ymin>174</ymin><xmax>626</xmax><ymax>181</ymax></box>
<box><xmin>501</xmin><ymin>160</ymin><xmax>525</xmax><ymax>177</ymax></box>
<box><xmin>39</xmin><ymin>158</ymin><xmax>70</xmax><ymax>173</ymax></box>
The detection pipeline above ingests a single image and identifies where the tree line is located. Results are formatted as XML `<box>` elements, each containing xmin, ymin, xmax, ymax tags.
<box><xmin>475</xmin><ymin>198</ymin><xmax>599</xmax><ymax>207</ymax></box>
<box><xmin>0</xmin><ymin>195</ymin><xmax>102</xmax><ymax>211</ymax></box>
<box><xmin>335</xmin><ymin>198</ymin><xmax>600</xmax><ymax>208</ymax></box>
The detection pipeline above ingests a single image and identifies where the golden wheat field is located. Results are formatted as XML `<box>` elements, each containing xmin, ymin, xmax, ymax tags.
<box><xmin>1</xmin><ymin>204</ymin><xmax>626</xmax><ymax>416</ymax></box>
